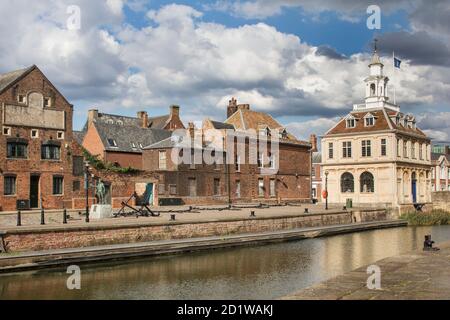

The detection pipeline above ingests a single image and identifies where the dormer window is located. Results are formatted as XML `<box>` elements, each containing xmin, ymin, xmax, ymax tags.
<box><xmin>364</xmin><ymin>114</ymin><xmax>375</xmax><ymax>127</ymax></box>
<box><xmin>278</xmin><ymin>129</ymin><xmax>288</xmax><ymax>139</ymax></box>
<box><xmin>116</xmin><ymin>120</ymin><xmax>123</xmax><ymax>125</ymax></box>
<box><xmin>107</xmin><ymin>138</ymin><xmax>118</xmax><ymax>147</ymax></box>
<box><xmin>131</xmin><ymin>142</ymin><xmax>137</xmax><ymax>149</ymax></box>
<box><xmin>346</xmin><ymin>117</ymin><xmax>356</xmax><ymax>128</ymax></box>
<box><xmin>106</xmin><ymin>119</ymin><xmax>114</xmax><ymax>124</ymax></box>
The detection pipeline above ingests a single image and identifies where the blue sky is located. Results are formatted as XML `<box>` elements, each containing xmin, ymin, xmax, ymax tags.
<box><xmin>1</xmin><ymin>0</ymin><xmax>450</xmax><ymax>141</ymax></box>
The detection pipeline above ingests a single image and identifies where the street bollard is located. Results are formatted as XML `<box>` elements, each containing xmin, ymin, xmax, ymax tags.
<box><xmin>170</xmin><ymin>214</ymin><xmax>176</xmax><ymax>221</ymax></box>
<box><xmin>63</xmin><ymin>208</ymin><xmax>67</xmax><ymax>224</ymax></box>
<box><xmin>17</xmin><ymin>210</ymin><xmax>22</xmax><ymax>226</ymax></box>
<box><xmin>40</xmin><ymin>208</ymin><xmax>45</xmax><ymax>225</ymax></box>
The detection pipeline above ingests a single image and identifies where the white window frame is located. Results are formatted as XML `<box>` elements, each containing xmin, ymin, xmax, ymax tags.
<box><xmin>346</xmin><ymin>117</ymin><xmax>356</xmax><ymax>128</ymax></box>
<box><xmin>31</xmin><ymin>129</ymin><xmax>39</xmax><ymax>139</ymax></box>
<box><xmin>3</xmin><ymin>126</ymin><xmax>11</xmax><ymax>136</ymax></box>
<box><xmin>44</xmin><ymin>97</ymin><xmax>52</xmax><ymax>107</ymax></box>
<box><xmin>159</xmin><ymin>150</ymin><xmax>167</xmax><ymax>170</ymax></box>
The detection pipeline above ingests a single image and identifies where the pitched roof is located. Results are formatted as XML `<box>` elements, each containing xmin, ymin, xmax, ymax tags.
<box><xmin>0</xmin><ymin>66</ymin><xmax>35</xmax><ymax>94</ymax></box>
<box><xmin>210</xmin><ymin>120</ymin><xmax>234</xmax><ymax>130</ymax></box>
<box><xmin>94</xmin><ymin>122</ymin><xmax>171</xmax><ymax>153</ymax></box>
<box><xmin>81</xmin><ymin>112</ymin><xmax>172</xmax><ymax>133</ymax></box>
<box><xmin>147</xmin><ymin>115</ymin><xmax>170</xmax><ymax>129</ymax></box>
<box><xmin>73</xmin><ymin>131</ymin><xmax>84</xmax><ymax>144</ymax></box>
<box><xmin>431</xmin><ymin>152</ymin><xmax>450</xmax><ymax>162</ymax></box>
<box><xmin>225</xmin><ymin>108</ymin><xmax>310</xmax><ymax>146</ymax></box>
<box><xmin>326</xmin><ymin>108</ymin><xmax>428</xmax><ymax>138</ymax></box>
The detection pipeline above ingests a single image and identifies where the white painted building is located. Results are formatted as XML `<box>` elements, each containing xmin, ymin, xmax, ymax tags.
<box><xmin>321</xmin><ymin>46</ymin><xmax>432</xmax><ymax>212</ymax></box>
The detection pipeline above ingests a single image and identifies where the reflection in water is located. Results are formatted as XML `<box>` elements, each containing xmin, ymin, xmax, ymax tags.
<box><xmin>1</xmin><ymin>225</ymin><xmax>449</xmax><ymax>300</ymax></box>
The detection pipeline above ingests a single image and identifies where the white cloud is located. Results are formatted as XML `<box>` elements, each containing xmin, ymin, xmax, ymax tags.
<box><xmin>286</xmin><ymin>117</ymin><xmax>339</xmax><ymax>140</ymax></box>
<box><xmin>1</xmin><ymin>1</ymin><xmax>450</xmax><ymax>139</ymax></box>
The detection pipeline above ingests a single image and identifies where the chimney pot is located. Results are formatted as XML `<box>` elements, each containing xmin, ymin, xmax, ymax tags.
<box><xmin>170</xmin><ymin>105</ymin><xmax>180</xmax><ymax>118</ymax></box>
<box><xmin>310</xmin><ymin>134</ymin><xmax>318</xmax><ymax>152</ymax></box>
<box><xmin>88</xmin><ymin>109</ymin><xmax>99</xmax><ymax>126</ymax></box>
<box><xmin>137</xmin><ymin>111</ymin><xmax>148</xmax><ymax>128</ymax></box>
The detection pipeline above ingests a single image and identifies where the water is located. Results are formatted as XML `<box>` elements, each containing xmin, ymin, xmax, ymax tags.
<box><xmin>1</xmin><ymin>225</ymin><xmax>449</xmax><ymax>300</ymax></box>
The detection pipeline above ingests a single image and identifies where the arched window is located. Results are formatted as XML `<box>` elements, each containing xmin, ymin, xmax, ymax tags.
<box><xmin>360</xmin><ymin>171</ymin><xmax>374</xmax><ymax>193</ymax></box>
<box><xmin>341</xmin><ymin>172</ymin><xmax>354</xmax><ymax>193</ymax></box>
<box><xmin>370</xmin><ymin>83</ymin><xmax>376</xmax><ymax>96</ymax></box>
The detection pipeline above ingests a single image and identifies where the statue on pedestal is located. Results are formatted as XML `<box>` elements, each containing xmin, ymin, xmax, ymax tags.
<box><xmin>96</xmin><ymin>179</ymin><xmax>106</xmax><ymax>205</ymax></box>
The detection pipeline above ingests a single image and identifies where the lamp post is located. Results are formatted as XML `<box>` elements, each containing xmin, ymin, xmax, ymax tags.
<box><xmin>84</xmin><ymin>161</ymin><xmax>90</xmax><ymax>223</ymax></box>
<box><xmin>325</xmin><ymin>171</ymin><xmax>329</xmax><ymax>210</ymax></box>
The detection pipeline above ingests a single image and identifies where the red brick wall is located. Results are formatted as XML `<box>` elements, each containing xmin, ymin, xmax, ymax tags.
<box><xmin>105</xmin><ymin>151</ymin><xmax>143</xmax><ymax>170</ymax></box>
<box><xmin>3</xmin><ymin>211</ymin><xmax>360</xmax><ymax>252</ymax></box>
<box><xmin>81</xmin><ymin>124</ymin><xmax>105</xmax><ymax>160</ymax></box>
<box><xmin>0</xmin><ymin>67</ymin><xmax>79</xmax><ymax>211</ymax></box>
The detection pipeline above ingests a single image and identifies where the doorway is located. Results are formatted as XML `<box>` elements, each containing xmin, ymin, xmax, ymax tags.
<box><xmin>30</xmin><ymin>175</ymin><xmax>40</xmax><ymax>208</ymax></box>
<box><xmin>411</xmin><ymin>172</ymin><xmax>417</xmax><ymax>203</ymax></box>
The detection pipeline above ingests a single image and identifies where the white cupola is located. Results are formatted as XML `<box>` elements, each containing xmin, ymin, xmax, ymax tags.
<box><xmin>353</xmin><ymin>39</ymin><xmax>399</xmax><ymax>112</ymax></box>
<box><xmin>364</xmin><ymin>39</ymin><xmax>389</xmax><ymax>104</ymax></box>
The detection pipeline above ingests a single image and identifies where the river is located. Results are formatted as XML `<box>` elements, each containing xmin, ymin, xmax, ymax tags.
<box><xmin>1</xmin><ymin>225</ymin><xmax>449</xmax><ymax>300</ymax></box>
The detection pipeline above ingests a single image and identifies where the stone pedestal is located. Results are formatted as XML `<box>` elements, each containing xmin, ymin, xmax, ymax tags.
<box><xmin>89</xmin><ymin>204</ymin><xmax>113</xmax><ymax>219</ymax></box>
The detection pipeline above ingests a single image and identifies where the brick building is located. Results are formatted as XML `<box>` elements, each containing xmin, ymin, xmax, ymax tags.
<box><xmin>80</xmin><ymin>106</ymin><xmax>183</xmax><ymax>169</ymax></box>
<box><xmin>224</xmin><ymin>99</ymin><xmax>313</xmax><ymax>202</ymax></box>
<box><xmin>0</xmin><ymin>65</ymin><xmax>85</xmax><ymax>211</ymax></box>
<box><xmin>142</xmin><ymin>99</ymin><xmax>314</xmax><ymax>205</ymax></box>
<box><xmin>431</xmin><ymin>152</ymin><xmax>450</xmax><ymax>191</ymax></box>
<box><xmin>312</xmin><ymin>151</ymin><xmax>322</xmax><ymax>202</ymax></box>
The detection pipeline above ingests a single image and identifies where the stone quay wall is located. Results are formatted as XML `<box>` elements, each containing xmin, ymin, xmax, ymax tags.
<box><xmin>2</xmin><ymin>209</ymin><xmax>388</xmax><ymax>253</ymax></box>
<box><xmin>431</xmin><ymin>191</ymin><xmax>450</xmax><ymax>212</ymax></box>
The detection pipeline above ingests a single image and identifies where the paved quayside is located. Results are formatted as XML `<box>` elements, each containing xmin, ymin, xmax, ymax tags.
<box><xmin>0</xmin><ymin>220</ymin><xmax>405</xmax><ymax>274</ymax></box>
<box><xmin>283</xmin><ymin>240</ymin><xmax>450</xmax><ymax>300</ymax></box>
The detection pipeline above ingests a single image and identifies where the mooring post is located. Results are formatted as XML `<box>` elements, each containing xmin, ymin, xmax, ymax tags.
<box><xmin>40</xmin><ymin>208</ymin><xmax>45</xmax><ymax>225</ymax></box>
<box><xmin>170</xmin><ymin>214</ymin><xmax>176</xmax><ymax>221</ymax></box>
<box><xmin>250</xmin><ymin>210</ymin><xmax>256</xmax><ymax>218</ymax></box>
<box><xmin>17</xmin><ymin>210</ymin><xmax>22</xmax><ymax>226</ymax></box>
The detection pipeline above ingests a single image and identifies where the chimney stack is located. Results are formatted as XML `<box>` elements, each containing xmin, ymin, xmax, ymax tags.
<box><xmin>227</xmin><ymin>97</ymin><xmax>238</xmax><ymax>119</ymax></box>
<box><xmin>170</xmin><ymin>105</ymin><xmax>180</xmax><ymax>118</ymax></box>
<box><xmin>88</xmin><ymin>109</ymin><xmax>98</xmax><ymax>126</ymax></box>
<box><xmin>187</xmin><ymin>122</ymin><xmax>195</xmax><ymax>138</ymax></box>
<box><xmin>310</xmin><ymin>134</ymin><xmax>318</xmax><ymax>152</ymax></box>
<box><xmin>137</xmin><ymin>111</ymin><xmax>148</xmax><ymax>128</ymax></box>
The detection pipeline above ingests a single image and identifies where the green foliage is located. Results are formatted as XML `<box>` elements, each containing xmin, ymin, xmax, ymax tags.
<box><xmin>400</xmin><ymin>210</ymin><xmax>450</xmax><ymax>226</ymax></box>
<box><xmin>82</xmin><ymin>148</ymin><xmax>140</xmax><ymax>174</ymax></box>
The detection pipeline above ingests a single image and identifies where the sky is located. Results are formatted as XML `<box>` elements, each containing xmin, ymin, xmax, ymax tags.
<box><xmin>1</xmin><ymin>0</ymin><xmax>449</xmax><ymax>143</ymax></box>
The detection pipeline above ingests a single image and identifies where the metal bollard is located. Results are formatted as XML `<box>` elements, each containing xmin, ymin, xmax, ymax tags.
<box><xmin>304</xmin><ymin>208</ymin><xmax>309</xmax><ymax>213</ymax></box>
<box><xmin>63</xmin><ymin>208</ymin><xmax>67</xmax><ymax>224</ymax></box>
<box><xmin>170</xmin><ymin>214</ymin><xmax>176</xmax><ymax>221</ymax></box>
<box><xmin>250</xmin><ymin>210</ymin><xmax>256</xmax><ymax>218</ymax></box>
<box><xmin>17</xmin><ymin>210</ymin><xmax>22</xmax><ymax>226</ymax></box>
<box><xmin>40</xmin><ymin>208</ymin><xmax>45</xmax><ymax>225</ymax></box>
